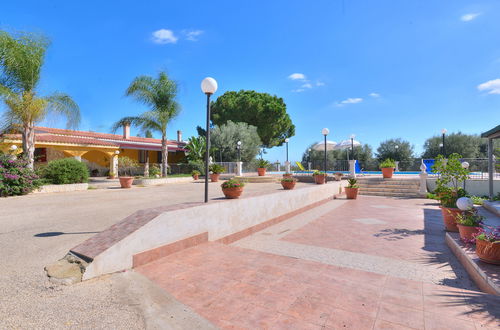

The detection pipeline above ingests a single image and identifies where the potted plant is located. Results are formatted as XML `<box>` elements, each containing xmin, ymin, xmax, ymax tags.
<box><xmin>456</xmin><ymin>210</ymin><xmax>483</xmax><ymax>242</ymax></box>
<box><xmin>344</xmin><ymin>178</ymin><xmax>359</xmax><ymax>199</ymax></box>
<box><xmin>191</xmin><ymin>170</ymin><xmax>200</xmax><ymax>180</ymax></box>
<box><xmin>209</xmin><ymin>164</ymin><xmax>225</xmax><ymax>182</ymax></box>
<box><xmin>334</xmin><ymin>172</ymin><xmax>343</xmax><ymax>181</ymax></box>
<box><xmin>432</xmin><ymin>154</ymin><xmax>469</xmax><ymax>232</ymax></box>
<box><xmin>221</xmin><ymin>178</ymin><xmax>245</xmax><ymax>199</ymax></box>
<box><xmin>474</xmin><ymin>227</ymin><xmax>500</xmax><ymax>265</ymax></box>
<box><xmin>283</xmin><ymin>173</ymin><xmax>293</xmax><ymax>178</ymax></box>
<box><xmin>313</xmin><ymin>170</ymin><xmax>327</xmax><ymax>184</ymax></box>
<box><xmin>118</xmin><ymin>156</ymin><xmax>138</xmax><ymax>188</ymax></box>
<box><xmin>257</xmin><ymin>159</ymin><xmax>270</xmax><ymax>176</ymax></box>
<box><xmin>108</xmin><ymin>171</ymin><xmax>116</xmax><ymax>179</ymax></box>
<box><xmin>281</xmin><ymin>177</ymin><xmax>297</xmax><ymax>190</ymax></box>
<box><xmin>379</xmin><ymin>159</ymin><xmax>396</xmax><ymax>178</ymax></box>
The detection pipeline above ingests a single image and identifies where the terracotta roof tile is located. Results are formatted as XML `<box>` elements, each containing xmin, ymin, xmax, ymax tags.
<box><xmin>35</xmin><ymin>126</ymin><xmax>185</xmax><ymax>146</ymax></box>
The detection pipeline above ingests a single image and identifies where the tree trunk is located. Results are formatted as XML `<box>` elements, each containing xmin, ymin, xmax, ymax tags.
<box><xmin>144</xmin><ymin>151</ymin><xmax>150</xmax><ymax>177</ymax></box>
<box><xmin>22</xmin><ymin>124</ymin><xmax>36</xmax><ymax>169</ymax></box>
<box><xmin>161</xmin><ymin>134</ymin><xmax>168</xmax><ymax>177</ymax></box>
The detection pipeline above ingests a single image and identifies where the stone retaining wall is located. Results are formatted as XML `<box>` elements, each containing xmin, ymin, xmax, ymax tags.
<box><xmin>69</xmin><ymin>181</ymin><xmax>345</xmax><ymax>280</ymax></box>
<box><xmin>34</xmin><ymin>183</ymin><xmax>89</xmax><ymax>194</ymax></box>
<box><xmin>133</xmin><ymin>176</ymin><xmax>193</xmax><ymax>186</ymax></box>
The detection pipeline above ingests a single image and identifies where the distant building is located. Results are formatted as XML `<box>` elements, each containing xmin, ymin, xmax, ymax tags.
<box><xmin>0</xmin><ymin>124</ymin><xmax>186</xmax><ymax>176</ymax></box>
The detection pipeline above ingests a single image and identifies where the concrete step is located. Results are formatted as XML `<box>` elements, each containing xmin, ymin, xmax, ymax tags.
<box><xmin>356</xmin><ymin>179</ymin><xmax>420</xmax><ymax>184</ymax></box>
<box><xmin>359</xmin><ymin>191</ymin><xmax>420</xmax><ymax>198</ymax></box>
<box><xmin>358</xmin><ymin>183</ymin><xmax>420</xmax><ymax>188</ymax></box>
<box><xmin>359</xmin><ymin>187</ymin><xmax>420</xmax><ymax>193</ymax></box>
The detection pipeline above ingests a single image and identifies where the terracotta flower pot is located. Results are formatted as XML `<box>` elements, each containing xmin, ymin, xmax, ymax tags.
<box><xmin>210</xmin><ymin>173</ymin><xmax>220</xmax><ymax>182</ymax></box>
<box><xmin>119</xmin><ymin>176</ymin><xmax>134</xmax><ymax>188</ymax></box>
<box><xmin>440</xmin><ymin>206</ymin><xmax>462</xmax><ymax>232</ymax></box>
<box><xmin>381</xmin><ymin>167</ymin><xmax>394</xmax><ymax>178</ymax></box>
<box><xmin>192</xmin><ymin>174</ymin><xmax>199</xmax><ymax>180</ymax></box>
<box><xmin>257</xmin><ymin>168</ymin><xmax>267</xmax><ymax>176</ymax></box>
<box><xmin>222</xmin><ymin>187</ymin><xmax>243</xmax><ymax>199</ymax></box>
<box><xmin>475</xmin><ymin>239</ymin><xmax>500</xmax><ymax>265</ymax></box>
<box><xmin>314</xmin><ymin>174</ymin><xmax>326</xmax><ymax>184</ymax></box>
<box><xmin>281</xmin><ymin>181</ymin><xmax>296</xmax><ymax>190</ymax></box>
<box><xmin>345</xmin><ymin>187</ymin><xmax>359</xmax><ymax>199</ymax></box>
<box><xmin>457</xmin><ymin>224</ymin><xmax>481</xmax><ymax>242</ymax></box>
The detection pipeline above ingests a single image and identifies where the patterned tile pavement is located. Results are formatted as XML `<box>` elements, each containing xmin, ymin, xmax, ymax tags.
<box><xmin>136</xmin><ymin>197</ymin><xmax>500</xmax><ymax>329</ymax></box>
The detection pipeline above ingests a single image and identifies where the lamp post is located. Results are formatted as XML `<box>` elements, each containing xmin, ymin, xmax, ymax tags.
<box><xmin>308</xmin><ymin>148</ymin><xmax>312</xmax><ymax>170</ymax></box>
<box><xmin>322</xmin><ymin>128</ymin><xmax>329</xmax><ymax>172</ymax></box>
<box><xmin>439</xmin><ymin>143</ymin><xmax>444</xmax><ymax>155</ymax></box>
<box><xmin>285</xmin><ymin>138</ymin><xmax>289</xmax><ymax>162</ymax></box>
<box><xmin>201</xmin><ymin>77</ymin><xmax>218</xmax><ymax>203</ymax></box>
<box><xmin>395</xmin><ymin>145</ymin><xmax>399</xmax><ymax>160</ymax></box>
<box><xmin>461</xmin><ymin>161</ymin><xmax>470</xmax><ymax>190</ymax></box>
<box><xmin>350</xmin><ymin>134</ymin><xmax>355</xmax><ymax>160</ymax></box>
<box><xmin>441</xmin><ymin>128</ymin><xmax>447</xmax><ymax>157</ymax></box>
<box><xmin>236</xmin><ymin>141</ymin><xmax>241</xmax><ymax>162</ymax></box>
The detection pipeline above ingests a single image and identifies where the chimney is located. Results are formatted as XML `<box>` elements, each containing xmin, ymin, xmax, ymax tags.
<box><xmin>123</xmin><ymin>123</ymin><xmax>130</xmax><ymax>139</ymax></box>
<box><xmin>177</xmin><ymin>130</ymin><xmax>182</xmax><ymax>142</ymax></box>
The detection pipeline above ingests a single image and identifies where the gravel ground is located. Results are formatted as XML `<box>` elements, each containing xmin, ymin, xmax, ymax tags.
<box><xmin>0</xmin><ymin>181</ymin><xmax>291</xmax><ymax>329</ymax></box>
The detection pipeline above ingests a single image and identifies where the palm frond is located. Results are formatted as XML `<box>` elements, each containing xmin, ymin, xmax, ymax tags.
<box><xmin>0</xmin><ymin>31</ymin><xmax>49</xmax><ymax>93</ymax></box>
<box><xmin>45</xmin><ymin>92</ymin><xmax>80</xmax><ymax>129</ymax></box>
<box><xmin>125</xmin><ymin>76</ymin><xmax>156</xmax><ymax>108</ymax></box>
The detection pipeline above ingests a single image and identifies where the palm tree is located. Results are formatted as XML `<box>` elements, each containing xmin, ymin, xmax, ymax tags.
<box><xmin>0</xmin><ymin>31</ymin><xmax>80</xmax><ymax>169</ymax></box>
<box><xmin>112</xmin><ymin>72</ymin><xmax>180</xmax><ymax>177</ymax></box>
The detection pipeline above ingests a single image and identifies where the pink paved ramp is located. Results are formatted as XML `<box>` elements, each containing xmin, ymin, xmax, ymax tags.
<box><xmin>136</xmin><ymin>197</ymin><xmax>500</xmax><ymax>329</ymax></box>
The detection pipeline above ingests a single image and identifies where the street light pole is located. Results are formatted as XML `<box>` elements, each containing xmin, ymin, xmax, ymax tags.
<box><xmin>237</xmin><ymin>141</ymin><xmax>241</xmax><ymax>162</ymax></box>
<box><xmin>322</xmin><ymin>128</ymin><xmax>329</xmax><ymax>172</ymax></box>
<box><xmin>441</xmin><ymin>128</ymin><xmax>447</xmax><ymax>157</ymax></box>
<box><xmin>350</xmin><ymin>134</ymin><xmax>355</xmax><ymax>160</ymax></box>
<box><xmin>201</xmin><ymin>77</ymin><xmax>218</xmax><ymax>203</ymax></box>
<box><xmin>285</xmin><ymin>138</ymin><xmax>289</xmax><ymax>162</ymax></box>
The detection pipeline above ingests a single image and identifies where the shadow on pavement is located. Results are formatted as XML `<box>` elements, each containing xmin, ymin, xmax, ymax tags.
<box><xmin>34</xmin><ymin>231</ymin><xmax>100</xmax><ymax>237</ymax></box>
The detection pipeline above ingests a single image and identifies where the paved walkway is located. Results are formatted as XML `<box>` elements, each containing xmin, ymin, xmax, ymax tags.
<box><xmin>0</xmin><ymin>181</ymin><xmax>291</xmax><ymax>328</ymax></box>
<box><xmin>137</xmin><ymin>196</ymin><xmax>500</xmax><ymax>329</ymax></box>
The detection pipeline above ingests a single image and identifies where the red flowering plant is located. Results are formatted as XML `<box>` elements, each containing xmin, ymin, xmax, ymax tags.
<box><xmin>474</xmin><ymin>226</ymin><xmax>500</xmax><ymax>243</ymax></box>
<box><xmin>0</xmin><ymin>153</ymin><xmax>41</xmax><ymax>197</ymax></box>
<box><xmin>221</xmin><ymin>178</ymin><xmax>245</xmax><ymax>189</ymax></box>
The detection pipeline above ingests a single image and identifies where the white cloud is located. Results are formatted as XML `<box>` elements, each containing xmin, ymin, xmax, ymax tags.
<box><xmin>477</xmin><ymin>78</ymin><xmax>500</xmax><ymax>94</ymax></box>
<box><xmin>288</xmin><ymin>73</ymin><xmax>306</xmax><ymax>80</ymax></box>
<box><xmin>301</xmin><ymin>83</ymin><xmax>313</xmax><ymax>89</ymax></box>
<box><xmin>369</xmin><ymin>92</ymin><xmax>380</xmax><ymax>98</ymax></box>
<box><xmin>461</xmin><ymin>13</ymin><xmax>481</xmax><ymax>22</ymax></box>
<box><xmin>336</xmin><ymin>97</ymin><xmax>363</xmax><ymax>106</ymax></box>
<box><xmin>316</xmin><ymin>81</ymin><xmax>325</xmax><ymax>87</ymax></box>
<box><xmin>184</xmin><ymin>30</ymin><xmax>204</xmax><ymax>41</ymax></box>
<box><xmin>152</xmin><ymin>29</ymin><xmax>178</xmax><ymax>44</ymax></box>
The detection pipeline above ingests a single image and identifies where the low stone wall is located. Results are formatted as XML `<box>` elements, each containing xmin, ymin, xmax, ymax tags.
<box><xmin>133</xmin><ymin>176</ymin><xmax>193</xmax><ymax>186</ymax></box>
<box><xmin>34</xmin><ymin>183</ymin><xmax>89</xmax><ymax>194</ymax></box>
<box><xmin>427</xmin><ymin>178</ymin><xmax>500</xmax><ymax>196</ymax></box>
<box><xmin>68</xmin><ymin>181</ymin><xmax>345</xmax><ymax>280</ymax></box>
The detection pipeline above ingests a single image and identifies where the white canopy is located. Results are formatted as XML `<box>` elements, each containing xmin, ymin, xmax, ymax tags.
<box><xmin>335</xmin><ymin>139</ymin><xmax>361</xmax><ymax>150</ymax></box>
<box><xmin>312</xmin><ymin>140</ymin><xmax>337</xmax><ymax>151</ymax></box>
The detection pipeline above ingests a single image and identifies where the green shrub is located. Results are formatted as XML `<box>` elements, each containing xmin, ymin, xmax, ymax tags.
<box><xmin>257</xmin><ymin>159</ymin><xmax>270</xmax><ymax>168</ymax></box>
<box><xmin>347</xmin><ymin>178</ymin><xmax>358</xmax><ymax>188</ymax></box>
<box><xmin>209</xmin><ymin>164</ymin><xmax>225</xmax><ymax>174</ymax></box>
<box><xmin>379</xmin><ymin>158</ymin><xmax>396</xmax><ymax>169</ymax></box>
<box><xmin>117</xmin><ymin>156</ymin><xmax>138</xmax><ymax>176</ymax></box>
<box><xmin>41</xmin><ymin>158</ymin><xmax>89</xmax><ymax>184</ymax></box>
<box><xmin>149</xmin><ymin>164</ymin><xmax>161</xmax><ymax>177</ymax></box>
<box><xmin>0</xmin><ymin>154</ymin><xmax>41</xmax><ymax>197</ymax></box>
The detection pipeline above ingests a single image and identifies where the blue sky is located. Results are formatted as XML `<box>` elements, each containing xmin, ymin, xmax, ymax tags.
<box><xmin>2</xmin><ymin>0</ymin><xmax>500</xmax><ymax>162</ymax></box>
